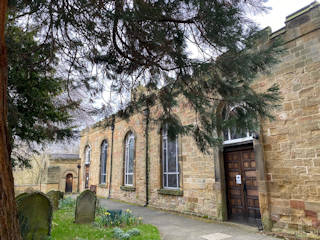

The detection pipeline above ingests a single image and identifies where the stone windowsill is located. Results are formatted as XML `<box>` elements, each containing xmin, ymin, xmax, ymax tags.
<box><xmin>158</xmin><ymin>188</ymin><xmax>183</xmax><ymax>196</ymax></box>
<box><xmin>120</xmin><ymin>185</ymin><xmax>136</xmax><ymax>191</ymax></box>
<box><xmin>98</xmin><ymin>184</ymin><xmax>107</xmax><ymax>188</ymax></box>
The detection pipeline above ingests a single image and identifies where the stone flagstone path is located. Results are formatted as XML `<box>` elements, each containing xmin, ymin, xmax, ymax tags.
<box><xmin>99</xmin><ymin>198</ymin><xmax>279</xmax><ymax>240</ymax></box>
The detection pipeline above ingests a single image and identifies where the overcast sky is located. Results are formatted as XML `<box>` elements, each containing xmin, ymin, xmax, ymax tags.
<box><xmin>252</xmin><ymin>0</ymin><xmax>316</xmax><ymax>32</ymax></box>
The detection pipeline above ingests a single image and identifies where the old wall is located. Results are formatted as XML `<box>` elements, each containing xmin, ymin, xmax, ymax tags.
<box><xmin>80</xmin><ymin>96</ymin><xmax>216</xmax><ymax>216</ymax></box>
<box><xmin>13</xmin><ymin>154</ymin><xmax>80</xmax><ymax>194</ymax></box>
<box><xmin>253</xmin><ymin>3</ymin><xmax>320</xmax><ymax>234</ymax></box>
<box><xmin>47</xmin><ymin>155</ymin><xmax>80</xmax><ymax>193</ymax></box>
<box><xmin>79</xmin><ymin>2</ymin><xmax>320</xmax><ymax>235</ymax></box>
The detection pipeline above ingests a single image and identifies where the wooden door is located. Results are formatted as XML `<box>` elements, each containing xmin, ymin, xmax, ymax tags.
<box><xmin>224</xmin><ymin>146</ymin><xmax>260</xmax><ymax>224</ymax></box>
<box><xmin>65</xmin><ymin>174</ymin><xmax>73</xmax><ymax>193</ymax></box>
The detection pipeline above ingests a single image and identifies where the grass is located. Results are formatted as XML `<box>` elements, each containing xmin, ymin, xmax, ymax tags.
<box><xmin>50</xmin><ymin>207</ymin><xmax>160</xmax><ymax>240</ymax></box>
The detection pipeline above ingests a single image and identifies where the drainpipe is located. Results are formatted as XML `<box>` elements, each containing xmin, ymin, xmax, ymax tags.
<box><xmin>77</xmin><ymin>164</ymin><xmax>81</xmax><ymax>192</ymax></box>
<box><xmin>108</xmin><ymin>115</ymin><xmax>115</xmax><ymax>199</ymax></box>
<box><xmin>143</xmin><ymin>107</ymin><xmax>150</xmax><ymax>207</ymax></box>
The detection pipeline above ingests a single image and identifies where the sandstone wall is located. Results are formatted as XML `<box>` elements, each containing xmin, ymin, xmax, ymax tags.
<box><xmin>79</xmin><ymin>2</ymin><xmax>320</xmax><ymax>235</ymax></box>
<box><xmin>253</xmin><ymin>3</ymin><xmax>320</xmax><ymax>234</ymax></box>
<box><xmin>13</xmin><ymin>154</ymin><xmax>80</xmax><ymax>194</ymax></box>
<box><xmin>80</xmin><ymin>96</ymin><xmax>216</xmax><ymax>217</ymax></box>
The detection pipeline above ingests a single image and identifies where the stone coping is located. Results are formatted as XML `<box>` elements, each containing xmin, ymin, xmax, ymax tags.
<box><xmin>158</xmin><ymin>188</ymin><xmax>183</xmax><ymax>196</ymax></box>
<box><xmin>120</xmin><ymin>185</ymin><xmax>136</xmax><ymax>191</ymax></box>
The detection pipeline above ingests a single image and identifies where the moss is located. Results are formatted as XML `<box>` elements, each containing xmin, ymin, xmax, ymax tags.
<box><xmin>216</xmin><ymin>203</ymin><xmax>227</xmax><ymax>221</ymax></box>
<box><xmin>262</xmin><ymin>215</ymin><xmax>273</xmax><ymax>232</ymax></box>
<box><xmin>46</xmin><ymin>191</ymin><xmax>61</xmax><ymax>211</ymax></box>
<box><xmin>120</xmin><ymin>186</ymin><xmax>136</xmax><ymax>192</ymax></box>
<box><xmin>75</xmin><ymin>190</ymin><xmax>97</xmax><ymax>224</ymax></box>
<box><xmin>157</xmin><ymin>189</ymin><xmax>183</xmax><ymax>196</ymax></box>
<box><xmin>16</xmin><ymin>193</ymin><xmax>29</xmax><ymax>201</ymax></box>
<box><xmin>17</xmin><ymin>192</ymin><xmax>53</xmax><ymax>240</ymax></box>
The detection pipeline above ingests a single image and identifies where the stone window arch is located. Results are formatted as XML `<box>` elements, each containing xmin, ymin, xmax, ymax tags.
<box><xmin>124</xmin><ymin>132</ymin><xmax>135</xmax><ymax>186</ymax></box>
<box><xmin>100</xmin><ymin>140</ymin><xmax>108</xmax><ymax>184</ymax></box>
<box><xmin>222</xmin><ymin>105</ymin><xmax>253</xmax><ymax>144</ymax></box>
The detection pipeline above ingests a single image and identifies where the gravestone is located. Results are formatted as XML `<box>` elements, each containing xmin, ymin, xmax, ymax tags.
<box><xmin>75</xmin><ymin>190</ymin><xmax>97</xmax><ymax>224</ymax></box>
<box><xmin>58</xmin><ymin>191</ymin><xmax>64</xmax><ymax>199</ymax></box>
<box><xmin>16</xmin><ymin>192</ymin><xmax>53</xmax><ymax>240</ymax></box>
<box><xmin>46</xmin><ymin>190</ymin><xmax>61</xmax><ymax>210</ymax></box>
<box><xmin>16</xmin><ymin>192</ymin><xmax>29</xmax><ymax>201</ymax></box>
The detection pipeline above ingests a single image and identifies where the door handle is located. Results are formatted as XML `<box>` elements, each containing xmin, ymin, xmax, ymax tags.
<box><xmin>243</xmin><ymin>180</ymin><xmax>247</xmax><ymax>193</ymax></box>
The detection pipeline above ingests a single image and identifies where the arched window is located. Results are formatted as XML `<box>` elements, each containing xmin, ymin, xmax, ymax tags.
<box><xmin>84</xmin><ymin>145</ymin><xmax>91</xmax><ymax>189</ymax></box>
<box><xmin>124</xmin><ymin>132</ymin><xmax>135</xmax><ymax>186</ymax></box>
<box><xmin>162</xmin><ymin>125</ymin><xmax>179</xmax><ymax>189</ymax></box>
<box><xmin>84</xmin><ymin>145</ymin><xmax>91</xmax><ymax>165</ymax></box>
<box><xmin>222</xmin><ymin>105</ymin><xmax>253</xmax><ymax>144</ymax></box>
<box><xmin>100</xmin><ymin>140</ymin><xmax>108</xmax><ymax>184</ymax></box>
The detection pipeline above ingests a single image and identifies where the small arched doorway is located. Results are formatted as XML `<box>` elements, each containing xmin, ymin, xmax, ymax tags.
<box><xmin>65</xmin><ymin>174</ymin><xmax>73</xmax><ymax>193</ymax></box>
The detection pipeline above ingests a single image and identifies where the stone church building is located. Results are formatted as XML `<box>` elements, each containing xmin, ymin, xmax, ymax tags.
<box><xmin>79</xmin><ymin>2</ymin><xmax>320</xmax><ymax>235</ymax></box>
<box><xmin>14</xmin><ymin>153</ymin><xmax>80</xmax><ymax>195</ymax></box>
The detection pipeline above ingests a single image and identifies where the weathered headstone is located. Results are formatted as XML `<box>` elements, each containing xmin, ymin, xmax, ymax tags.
<box><xmin>46</xmin><ymin>190</ymin><xmax>61</xmax><ymax>210</ymax></box>
<box><xmin>58</xmin><ymin>191</ymin><xmax>64</xmax><ymax>199</ymax></box>
<box><xmin>75</xmin><ymin>190</ymin><xmax>97</xmax><ymax>224</ymax></box>
<box><xmin>16</xmin><ymin>192</ymin><xmax>53</xmax><ymax>240</ymax></box>
<box><xmin>16</xmin><ymin>192</ymin><xmax>29</xmax><ymax>201</ymax></box>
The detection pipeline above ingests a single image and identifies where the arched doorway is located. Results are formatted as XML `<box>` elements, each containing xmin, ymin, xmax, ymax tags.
<box><xmin>65</xmin><ymin>174</ymin><xmax>73</xmax><ymax>193</ymax></box>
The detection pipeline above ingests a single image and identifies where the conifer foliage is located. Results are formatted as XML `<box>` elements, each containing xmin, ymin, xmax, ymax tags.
<box><xmin>6</xmin><ymin>25</ymin><xmax>79</xmax><ymax>167</ymax></box>
<box><xmin>1</xmin><ymin>0</ymin><xmax>285</xmax><ymax>238</ymax></box>
<box><xmin>11</xmin><ymin>1</ymin><xmax>283</xmax><ymax>152</ymax></box>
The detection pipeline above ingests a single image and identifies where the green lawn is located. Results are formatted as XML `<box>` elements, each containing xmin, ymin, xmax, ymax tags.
<box><xmin>50</xmin><ymin>208</ymin><xmax>160</xmax><ymax>240</ymax></box>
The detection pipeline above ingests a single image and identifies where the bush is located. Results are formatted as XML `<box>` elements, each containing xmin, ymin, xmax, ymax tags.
<box><xmin>58</xmin><ymin>197</ymin><xmax>75</xmax><ymax>209</ymax></box>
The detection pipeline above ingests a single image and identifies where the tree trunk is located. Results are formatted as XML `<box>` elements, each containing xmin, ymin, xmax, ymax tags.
<box><xmin>0</xmin><ymin>1</ymin><xmax>22</xmax><ymax>239</ymax></box>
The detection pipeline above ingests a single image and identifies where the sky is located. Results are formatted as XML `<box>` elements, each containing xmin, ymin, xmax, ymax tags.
<box><xmin>97</xmin><ymin>0</ymin><xmax>318</xmax><ymax>114</ymax></box>
<box><xmin>251</xmin><ymin>0</ymin><xmax>316</xmax><ymax>32</ymax></box>
<box><xmin>54</xmin><ymin>0</ymin><xmax>319</xmax><ymax>152</ymax></box>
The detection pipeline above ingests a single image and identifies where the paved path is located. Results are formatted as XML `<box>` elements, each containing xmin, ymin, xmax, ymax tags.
<box><xmin>99</xmin><ymin>198</ymin><xmax>279</xmax><ymax>240</ymax></box>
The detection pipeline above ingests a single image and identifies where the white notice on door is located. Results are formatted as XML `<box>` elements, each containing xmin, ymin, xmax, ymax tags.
<box><xmin>236</xmin><ymin>175</ymin><xmax>241</xmax><ymax>184</ymax></box>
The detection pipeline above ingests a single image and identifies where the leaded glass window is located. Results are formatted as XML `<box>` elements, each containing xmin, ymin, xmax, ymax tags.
<box><xmin>100</xmin><ymin>140</ymin><xmax>108</xmax><ymax>184</ymax></box>
<box><xmin>162</xmin><ymin>125</ymin><xmax>179</xmax><ymax>189</ymax></box>
<box><xmin>124</xmin><ymin>132</ymin><xmax>135</xmax><ymax>186</ymax></box>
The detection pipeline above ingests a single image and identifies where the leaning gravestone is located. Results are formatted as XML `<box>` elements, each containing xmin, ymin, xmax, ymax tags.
<box><xmin>75</xmin><ymin>190</ymin><xmax>97</xmax><ymax>224</ymax></box>
<box><xmin>16</xmin><ymin>192</ymin><xmax>53</xmax><ymax>240</ymax></box>
<box><xmin>47</xmin><ymin>190</ymin><xmax>62</xmax><ymax>210</ymax></box>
